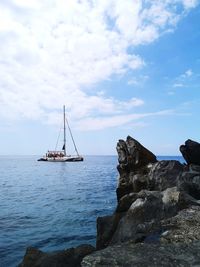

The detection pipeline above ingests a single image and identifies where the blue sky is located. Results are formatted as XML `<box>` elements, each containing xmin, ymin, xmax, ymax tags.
<box><xmin>0</xmin><ymin>0</ymin><xmax>199</xmax><ymax>155</ymax></box>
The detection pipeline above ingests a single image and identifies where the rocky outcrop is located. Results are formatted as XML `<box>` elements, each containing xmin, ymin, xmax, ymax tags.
<box><xmin>180</xmin><ymin>139</ymin><xmax>200</xmax><ymax>165</ymax></box>
<box><xmin>116</xmin><ymin>136</ymin><xmax>157</xmax><ymax>201</ymax></box>
<box><xmin>94</xmin><ymin>136</ymin><xmax>200</xmax><ymax>266</ymax></box>
<box><xmin>19</xmin><ymin>244</ymin><xmax>95</xmax><ymax>267</ymax></box>
<box><xmin>96</xmin><ymin>137</ymin><xmax>189</xmax><ymax>249</ymax></box>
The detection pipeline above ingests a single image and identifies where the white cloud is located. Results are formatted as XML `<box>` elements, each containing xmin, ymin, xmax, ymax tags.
<box><xmin>185</xmin><ymin>69</ymin><xmax>193</xmax><ymax>77</ymax></box>
<box><xmin>182</xmin><ymin>0</ymin><xmax>199</xmax><ymax>9</ymax></box>
<box><xmin>128</xmin><ymin>75</ymin><xmax>149</xmax><ymax>86</ymax></box>
<box><xmin>12</xmin><ymin>0</ymin><xmax>41</xmax><ymax>9</ymax></box>
<box><xmin>172</xmin><ymin>68</ymin><xmax>193</xmax><ymax>88</ymax></box>
<box><xmin>0</xmin><ymin>0</ymin><xmax>198</xmax><ymax>130</ymax></box>
<box><xmin>173</xmin><ymin>83</ymin><xmax>184</xmax><ymax>88</ymax></box>
<box><xmin>76</xmin><ymin>109</ymin><xmax>175</xmax><ymax>131</ymax></box>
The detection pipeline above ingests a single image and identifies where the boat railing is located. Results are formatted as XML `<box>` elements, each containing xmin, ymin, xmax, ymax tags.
<box><xmin>47</xmin><ymin>151</ymin><xmax>65</xmax><ymax>158</ymax></box>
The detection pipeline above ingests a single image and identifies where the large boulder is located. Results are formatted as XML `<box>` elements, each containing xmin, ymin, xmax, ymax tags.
<box><xmin>180</xmin><ymin>139</ymin><xmax>200</xmax><ymax>165</ymax></box>
<box><xmin>96</xmin><ymin>187</ymin><xmax>183</xmax><ymax>248</ymax></box>
<box><xmin>110</xmin><ymin>188</ymin><xmax>181</xmax><ymax>245</ymax></box>
<box><xmin>116</xmin><ymin>136</ymin><xmax>157</xmax><ymax>201</ymax></box>
<box><xmin>96</xmin><ymin>213</ymin><xmax>123</xmax><ymax>250</ymax></box>
<box><xmin>148</xmin><ymin>160</ymin><xmax>184</xmax><ymax>191</ymax></box>
<box><xmin>116</xmin><ymin>136</ymin><xmax>157</xmax><ymax>169</ymax></box>
<box><xmin>19</xmin><ymin>244</ymin><xmax>95</xmax><ymax>267</ymax></box>
<box><xmin>125</xmin><ymin>160</ymin><xmax>184</xmax><ymax>195</ymax></box>
<box><xmin>177</xmin><ymin>164</ymin><xmax>200</xmax><ymax>207</ymax></box>
<box><xmin>116</xmin><ymin>137</ymin><xmax>184</xmax><ymax>202</ymax></box>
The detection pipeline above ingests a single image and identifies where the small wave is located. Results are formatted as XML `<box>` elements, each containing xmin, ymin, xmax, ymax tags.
<box><xmin>55</xmin><ymin>198</ymin><xmax>66</xmax><ymax>202</ymax></box>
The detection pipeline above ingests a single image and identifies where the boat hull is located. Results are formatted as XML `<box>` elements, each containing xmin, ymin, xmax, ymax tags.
<box><xmin>37</xmin><ymin>158</ymin><xmax>47</xmax><ymax>161</ymax></box>
<box><xmin>38</xmin><ymin>156</ymin><xmax>84</xmax><ymax>162</ymax></box>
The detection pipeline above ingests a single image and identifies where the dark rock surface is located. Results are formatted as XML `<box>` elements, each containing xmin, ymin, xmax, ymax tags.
<box><xmin>116</xmin><ymin>136</ymin><xmax>157</xmax><ymax>201</ymax></box>
<box><xmin>117</xmin><ymin>136</ymin><xmax>157</xmax><ymax>169</ymax></box>
<box><xmin>84</xmin><ymin>206</ymin><xmax>200</xmax><ymax>266</ymax></box>
<box><xmin>82</xmin><ymin>241</ymin><xmax>200</xmax><ymax>267</ymax></box>
<box><xmin>180</xmin><ymin>139</ymin><xmax>200</xmax><ymax>165</ymax></box>
<box><xmin>110</xmin><ymin>188</ymin><xmax>181</xmax><ymax>245</ymax></box>
<box><xmin>18</xmin><ymin>244</ymin><xmax>95</xmax><ymax>267</ymax></box>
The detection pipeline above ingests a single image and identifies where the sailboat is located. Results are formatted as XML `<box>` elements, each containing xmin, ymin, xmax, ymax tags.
<box><xmin>38</xmin><ymin>106</ymin><xmax>84</xmax><ymax>162</ymax></box>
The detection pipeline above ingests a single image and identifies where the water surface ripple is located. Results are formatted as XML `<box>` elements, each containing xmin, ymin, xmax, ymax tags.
<box><xmin>0</xmin><ymin>156</ymin><xmax>117</xmax><ymax>267</ymax></box>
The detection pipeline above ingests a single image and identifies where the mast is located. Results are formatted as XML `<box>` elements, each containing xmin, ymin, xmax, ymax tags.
<box><xmin>63</xmin><ymin>105</ymin><xmax>66</xmax><ymax>156</ymax></box>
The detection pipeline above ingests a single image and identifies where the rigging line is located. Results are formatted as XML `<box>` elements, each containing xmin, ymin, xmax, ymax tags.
<box><xmin>55</xmin><ymin>122</ymin><xmax>62</xmax><ymax>151</ymax></box>
<box><xmin>65</xmin><ymin>116</ymin><xmax>79</xmax><ymax>156</ymax></box>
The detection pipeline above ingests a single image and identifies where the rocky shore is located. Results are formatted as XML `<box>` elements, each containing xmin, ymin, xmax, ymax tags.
<box><xmin>20</xmin><ymin>136</ymin><xmax>200</xmax><ymax>267</ymax></box>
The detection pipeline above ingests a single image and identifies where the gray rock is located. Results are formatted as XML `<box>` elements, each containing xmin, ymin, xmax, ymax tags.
<box><xmin>110</xmin><ymin>188</ymin><xmax>181</xmax><ymax>245</ymax></box>
<box><xmin>84</xmin><ymin>206</ymin><xmax>200</xmax><ymax>266</ymax></box>
<box><xmin>116</xmin><ymin>136</ymin><xmax>184</xmax><ymax>202</ymax></box>
<box><xmin>160</xmin><ymin>206</ymin><xmax>200</xmax><ymax>244</ymax></box>
<box><xmin>148</xmin><ymin>160</ymin><xmax>184</xmax><ymax>191</ymax></box>
<box><xmin>117</xmin><ymin>136</ymin><xmax>157</xmax><ymax>168</ymax></box>
<box><xmin>116</xmin><ymin>136</ymin><xmax>157</xmax><ymax>201</ymax></box>
<box><xmin>178</xmin><ymin>164</ymin><xmax>200</xmax><ymax>206</ymax></box>
<box><xmin>82</xmin><ymin>241</ymin><xmax>200</xmax><ymax>267</ymax></box>
<box><xmin>180</xmin><ymin>139</ymin><xmax>200</xmax><ymax>165</ymax></box>
<box><xmin>97</xmin><ymin>187</ymin><xmax>183</xmax><ymax>248</ymax></box>
<box><xmin>116</xmin><ymin>160</ymin><xmax>184</xmax><ymax>209</ymax></box>
<box><xmin>96</xmin><ymin>214</ymin><xmax>123</xmax><ymax>250</ymax></box>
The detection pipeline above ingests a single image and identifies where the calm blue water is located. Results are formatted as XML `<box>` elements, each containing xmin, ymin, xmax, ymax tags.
<box><xmin>0</xmin><ymin>155</ymin><xmax>184</xmax><ymax>267</ymax></box>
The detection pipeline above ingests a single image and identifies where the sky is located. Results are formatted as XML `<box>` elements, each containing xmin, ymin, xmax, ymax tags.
<box><xmin>0</xmin><ymin>0</ymin><xmax>200</xmax><ymax>156</ymax></box>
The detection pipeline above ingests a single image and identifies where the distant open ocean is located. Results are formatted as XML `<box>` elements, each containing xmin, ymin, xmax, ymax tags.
<box><xmin>0</xmin><ymin>155</ymin><xmax>185</xmax><ymax>267</ymax></box>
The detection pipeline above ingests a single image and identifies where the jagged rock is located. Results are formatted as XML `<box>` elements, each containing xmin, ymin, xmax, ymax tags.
<box><xmin>82</xmin><ymin>241</ymin><xmax>200</xmax><ymax>267</ymax></box>
<box><xmin>97</xmin><ymin>187</ymin><xmax>183</xmax><ymax>248</ymax></box>
<box><xmin>178</xmin><ymin>164</ymin><xmax>200</xmax><ymax>206</ymax></box>
<box><xmin>96</xmin><ymin>137</ymin><xmax>200</xmax><ymax>251</ymax></box>
<box><xmin>19</xmin><ymin>244</ymin><xmax>95</xmax><ymax>267</ymax></box>
<box><xmin>117</xmin><ymin>136</ymin><xmax>157</xmax><ymax>168</ymax></box>
<box><xmin>148</xmin><ymin>160</ymin><xmax>184</xmax><ymax>191</ymax></box>
<box><xmin>110</xmin><ymin>188</ymin><xmax>181</xmax><ymax>245</ymax></box>
<box><xmin>125</xmin><ymin>160</ymin><xmax>184</xmax><ymax>195</ymax></box>
<box><xmin>116</xmin><ymin>136</ymin><xmax>157</xmax><ymax>201</ymax></box>
<box><xmin>116</xmin><ymin>137</ymin><xmax>185</xmax><ymax>202</ymax></box>
<box><xmin>180</xmin><ymin>139</ymin><xmax>200</xmax><ymax>165</ymax></box>
<box><xmin>116</xmin><ymin>192</ymin><xmax>139</xmax><ymax>213</ymax></box>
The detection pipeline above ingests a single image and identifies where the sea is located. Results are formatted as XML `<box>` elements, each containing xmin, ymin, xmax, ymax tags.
<box><xmin>0</xmin><ymin>155</ymin><xmax>185</xmax><ymax>267</ymax></box>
